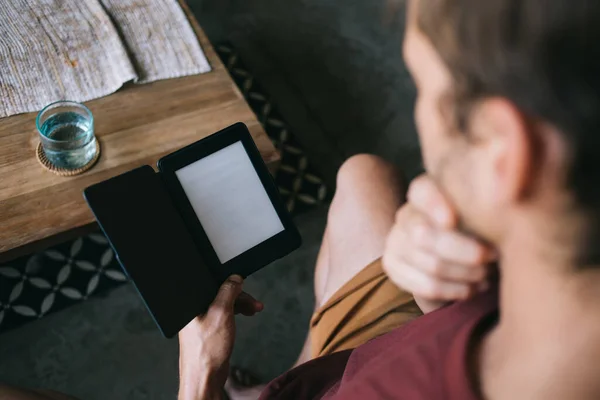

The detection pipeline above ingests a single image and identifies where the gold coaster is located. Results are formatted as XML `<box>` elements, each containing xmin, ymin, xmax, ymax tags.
<box><xmin>36</xmin><ymin>139</ymin><xmax>101</xmax><ymax>177</ymax></box>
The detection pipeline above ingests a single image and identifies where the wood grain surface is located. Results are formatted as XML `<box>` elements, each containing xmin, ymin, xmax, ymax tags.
<box><xmin>0</xmin><ymin>3</ymin><xmax>277</xmax><ymax>262</ymax></box>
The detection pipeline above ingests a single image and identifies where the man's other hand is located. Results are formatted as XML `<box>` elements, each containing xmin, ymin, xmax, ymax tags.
<box><xmin>382</xmin><ymin>175</ymin><xmax>497</xmax><ymax>313</ymax></box>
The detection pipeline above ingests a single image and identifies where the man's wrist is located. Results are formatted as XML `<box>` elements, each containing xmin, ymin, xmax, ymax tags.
<box><xmin>415</xmin><ymin>296</ymin><xmax>450</xmax><ymax>314</ymax></box>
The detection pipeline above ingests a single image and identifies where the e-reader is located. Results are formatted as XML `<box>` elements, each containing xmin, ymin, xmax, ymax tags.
<box><xmin>83</xmin><ymin>123</ymin><xmax>301</xmax><ymax>338</ymax></box>
<box><xmin>157</xmin><ymin>123</ymin><xmax>301</xmax><ymax>282</ymax></box>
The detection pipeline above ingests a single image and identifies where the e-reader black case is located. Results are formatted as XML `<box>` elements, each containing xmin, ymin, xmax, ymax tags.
<box><xmin>83</xmin><ymin>123</ymin><xmax>301</xmax><ymax>338</ymax></box>
<box><xmin>84</xmin><ymin>166</ymin><xmax>218</xmax><ymax>338</ymax></box>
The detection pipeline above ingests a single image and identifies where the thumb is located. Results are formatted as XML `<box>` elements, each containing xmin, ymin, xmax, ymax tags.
<box><xmin>407</xmin><ymin>175</ymin><xmax>457</xmax><ymax>229</ymax></box>
<box><xmin>212</xmin><ymin>275</ymin><xmax>244</xmax><ymax>313</ymax></box>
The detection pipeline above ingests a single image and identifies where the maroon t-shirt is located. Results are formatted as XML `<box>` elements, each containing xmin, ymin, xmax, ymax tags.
<box><xmin>260</xmin><ymin>287</ymin><xmax>498</xmax><ymax>400</ymax></box>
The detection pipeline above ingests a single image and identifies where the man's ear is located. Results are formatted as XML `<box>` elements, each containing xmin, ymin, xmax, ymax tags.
<box><xmin>475</xmin><ymin>98</ymin><xmax>535</xmax><ymax>204</ymax></box>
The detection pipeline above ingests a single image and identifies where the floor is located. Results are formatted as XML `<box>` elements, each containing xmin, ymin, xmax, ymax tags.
<box><xmin>0</xmin><ymin>1</ymin><xmax>422</xmax><ymax>398</ymax></box>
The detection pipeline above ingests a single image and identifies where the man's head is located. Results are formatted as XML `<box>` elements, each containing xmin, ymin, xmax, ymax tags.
<box><xmin>402</xmin><ymin>0</ymin><xmax>600</xmax><ymax>265</ymax></box>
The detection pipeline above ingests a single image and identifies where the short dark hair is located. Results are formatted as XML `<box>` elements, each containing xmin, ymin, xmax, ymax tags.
<box><xmin>414</xmin><ymin>0</ymin><xmax>600</xmax><ymax>265</ymax></box>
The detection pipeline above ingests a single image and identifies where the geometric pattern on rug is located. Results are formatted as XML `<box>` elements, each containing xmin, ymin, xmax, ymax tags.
<box><xmin>0</xmin><ymin>42</ymin><xmax>329</xmax><ymax>335</ymax></box>
<box><xmin>216</xmin><ymin>43</ymin><xmax>330</xmax><ymax>214</ymax></box>
<box><xmin>0</xmin><ymin>235</ymin><xmax>125</xmax><ymax>334</ymax></box>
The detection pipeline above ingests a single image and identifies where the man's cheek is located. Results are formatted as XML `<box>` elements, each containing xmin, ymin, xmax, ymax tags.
<box><xmin>448</xmin><ymin>161</ymin><xmax>495</xmax><ymax>241</ymax></box>
<box><xmin>415</xmin><ymin>100</ymin><xmax>443</xmax><ymax>171</ymax></box>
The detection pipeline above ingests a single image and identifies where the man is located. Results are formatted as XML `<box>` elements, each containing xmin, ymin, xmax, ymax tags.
<box><xmin>3</xmin><ymin>0</ymin><xmax>600</xmax><ymax>398</ymax></box>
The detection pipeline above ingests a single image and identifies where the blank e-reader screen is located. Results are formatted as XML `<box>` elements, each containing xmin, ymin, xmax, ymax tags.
<box><xmin>175</xmin><ymin>141</ymin><xmax>285</xmax><ymax>263</ymax></box>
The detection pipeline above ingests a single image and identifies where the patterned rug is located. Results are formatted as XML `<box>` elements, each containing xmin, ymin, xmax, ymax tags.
<box><xmin>0</xmin><ymin>43</ymin><xmax>328</xmax><ymax>335</ymax></box>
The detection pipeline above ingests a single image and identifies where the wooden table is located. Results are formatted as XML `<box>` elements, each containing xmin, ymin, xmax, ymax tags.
<box><xmin>0</xmin><ymin>3</ymin><xmax>278</xmax><ymax>263</ymax></box>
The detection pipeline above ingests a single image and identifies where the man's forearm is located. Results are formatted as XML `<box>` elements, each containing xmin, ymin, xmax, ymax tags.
<box><xmin>178</xmin><ymin>367</ymin><xmax>222</xmax><ymax>400</ymax></box>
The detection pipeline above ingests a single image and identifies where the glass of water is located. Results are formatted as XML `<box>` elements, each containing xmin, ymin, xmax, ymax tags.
<box><xmin>36</xmin><ymin>101</ymin><xmax>96</xmax><ymax>170</ymax></box>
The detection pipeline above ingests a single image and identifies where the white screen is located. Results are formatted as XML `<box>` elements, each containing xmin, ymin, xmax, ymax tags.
<box><xmin>175</xmin><ymin>141</ymin><xmax>285</xmax><ymax>263</ymax></box>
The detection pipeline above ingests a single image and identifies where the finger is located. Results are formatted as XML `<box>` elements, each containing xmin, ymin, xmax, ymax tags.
<box><xmin>385</xmin><ymin>214</ymin><xmax>418</xmax><ymax>265</ymax></box>
<box><xmin>235</xmin><ymin>292</ymin><xmax>264</xmax><ymax>316</ymax></box>
<box><xmin>399</xmin><ymin>263</ymin><xmax>472</xmax><ymax>301</ymax></box>
<box><xmin>386</xmin><ymin>208</ymin><xmax>431</xmax><ymax>264</ymax></box>
<box><xmin>390</xmin><ymin>207</ymin><xmax>415</xmax><ymax>246</ymax></box>
<box><xmin>394</xmin><ymin>202</ymin><xmax>431</xmax><ymax>243</ymax></box>
<box><xmin>411</xmin><ymin>223</ymin><xmax>496</xmax><ymax>266</ymax></box>
<box><xmin>407</xmin><ymin>175</ymin><xmax>456</xmax><ymax>229</ymax></box>
<box><xmin>211</xmin><ymin>275</ymin><xmax>244</xmax><ymax>315</ymax></box>
<box><xmin>405</xmin><ymin>249</ymin><xmax>488</xmax><ymax>283</ymax></box>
